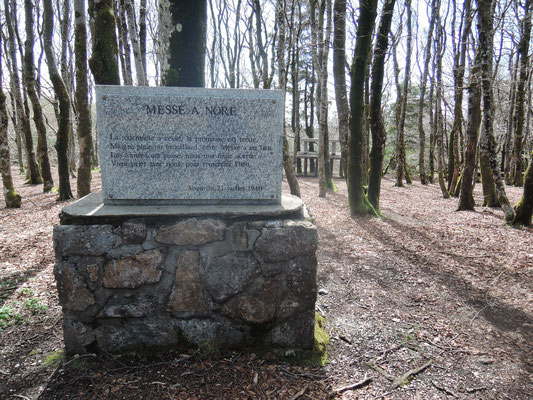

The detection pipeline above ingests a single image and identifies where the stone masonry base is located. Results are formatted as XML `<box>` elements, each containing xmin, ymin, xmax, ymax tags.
<box><xmin>53</xmin><ymin>194</ymin><xmax>317</xmax><ymax>354</ymax></box>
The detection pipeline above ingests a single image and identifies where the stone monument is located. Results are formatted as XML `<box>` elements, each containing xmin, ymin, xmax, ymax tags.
<box><xmin>53</xmin><ymin>86</ymin><xmax>318</xmax><ymax>354</ymax></box>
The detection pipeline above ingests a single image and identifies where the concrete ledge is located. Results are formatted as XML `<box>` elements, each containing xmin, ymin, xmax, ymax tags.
<box><xmin>60</xmin><ymin>193</ymin><xmax>305</xmax><ymax>224</ymax></box>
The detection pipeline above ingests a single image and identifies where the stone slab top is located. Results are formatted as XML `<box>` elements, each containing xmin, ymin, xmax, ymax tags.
<box><xmin>60</xmin><ymin>193</ymin><xmax>305</xmax><ymax>221</ymax></box>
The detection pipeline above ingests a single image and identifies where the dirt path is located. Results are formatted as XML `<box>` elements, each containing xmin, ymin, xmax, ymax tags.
<box><xmin>0</xmin><ymin>174</ymin><xmax>531</xmax><ymax>399</ymax></box>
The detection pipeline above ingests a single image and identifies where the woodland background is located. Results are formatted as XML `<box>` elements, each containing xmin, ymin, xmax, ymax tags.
<box><xmin>0</xmin><ymin>0</ymin><xmax>532</xmax><ymax>225</ymax></box>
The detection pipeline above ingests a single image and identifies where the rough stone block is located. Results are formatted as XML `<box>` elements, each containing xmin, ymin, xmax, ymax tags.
<box><xmin>201</xmin><ymin>252</ymin><xmax>260</xmax><ymax>302</ymax></box>
<box><xmin>155</xmin><ymin>218</ymin><xmax>226</xmax><ymax>245</ymax></box>
<box><xmin>121</xmin><ymin>218</ymin><xmax>147</xmax><ymax>244</ymax></box>
<box><xmin>54</xmin><ymin>225</ymin><xmax>117</xmax><ymax>256</ymax></box>
<box><xmin>103</xmin><ymin>248</ymin><xmax>163</xmax><ymax>288</ymax></box>
<box><xmin>167</xmin><ymin>250</ymin><xmax>207</xmax><ymax>313</ymax></box>
<box><xmin>266</xmin><ymin>310</ymin><xmax>315</xmax><ymax>349</ymax></box>
<box><xmin>55</xmin><ymin>264</ymin><xmax>95</xmax><ymax>312</ymax></box>
<box><xmin>63</xmin><ymin>319</ymin><xmax>95</xmax><ymax>354</ymax></box>
<box><xmin>255</xmin><ymin>221</ymin><xmax>317</xmax><ymax>262</ymax></box>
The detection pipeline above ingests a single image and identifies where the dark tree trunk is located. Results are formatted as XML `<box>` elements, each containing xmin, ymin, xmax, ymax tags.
<box><xmin>449</xmin><ymin>0</ymin><xmax>473</xmax><ymax>195</ymax></box>
<box><xmin>75</xmin><ymin>0</ymin><xmax>94</xmax><ymax>198</ymax></box>
<box><xmin>368</xmin><ymin>0</ymin><xmax>395</xmax><ymax>210</ymax></box>
<box><xmin>4</xmin><ymin>0</ymin><xmax>41</xmax><ymax>184</ymax></box>
<box><xmin>418</xmin><ymin>0</ymin><xmax>438</xmax><ymax>185</ymax></box>
<box><xmin>277</xmin><ymin>0</ymin><xmax>300</xmax><ymax>198</ymax></box>
<box><xmin>457</xmin><ymin>53</ymin><xmax>482</xmax><ymax>211</ymax></box>
<box><xmin>477</xmin><ymin>0</ymin><xmax>515</xmax><ymax>221</ymax></box>
<box><xmin>160</xmin><ymin>0</ymin><xmax>207</xmax><ymax>87</ymax></box>
<box><xmin>512</xmin><ymin>151</ymin><xmax>533</xmax><ymax>225</ymax></box>
<box><xmin>43</xmin><ymin>0</ymin><xmax>74</xmax><ymax>200</ymax></box>
<box><xmin>0</xmin><ymin>32</ymin><xmax>22</xmax><ymax>208</ymax></box>
<box><xmin>25</xmin><ymin>0</ymin><xmax>54</xmax><ymax>192</ymax></box>
<box><xmin>348</xmin><ymin>0</ymin><xmax>378</xmax><ymax>215</ymax></box>
<box><xmin>333</xmin><ymin>0</ymin><xmax>350</xmax><ymax>181</ymax></box>
<box><xmin>395</xmin><ymin>0</ymin><xmax>413</xmax><ymax>187</ymax></box>
<box><xmin>511</xmin><ymin>0</ymin><xmax>532</xmax><ymax>186</ymax></box>
<box><xmin>89</xmin><ymin>0</ymin><xmax>120</xmax><ymax>85</ymax></box>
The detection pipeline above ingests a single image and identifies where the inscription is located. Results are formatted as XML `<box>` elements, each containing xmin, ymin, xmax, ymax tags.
<box><xmin>97</xmin><ymin>86</ymin><xmax>283</xmax><ymax>203</ymax></box>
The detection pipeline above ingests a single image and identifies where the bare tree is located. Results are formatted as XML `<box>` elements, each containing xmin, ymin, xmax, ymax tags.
<box><xmin>4</xmin><ymin>0</ymin><xmax>41</xmax><ymax>184</ymax></box>
<box><xmin>124</xmin><ymin>0</ymin><xmax>147</xmax><ymax>85</ymax></box>
<box><xmin>277</xmin><ymin>0</ymin><xmax>301</xmax><ymax>197</ymax></box>
<box><xmin>333</xmin><ymin>0</ymin><xmax>349</xmax><ymax>179</ymax></box>
<box><xmin>511</xmin><ymin>0</ymin><xmax>532</xmax><ymax>186</ymax></box>
<box><xmin>457</xmin><ymin>52</ymin><xmax>482</xmax><ymax>210</ymax></box>
<box><xmin>417</xmin><ymin>0</ymin><xmax>439</xmax><ymax>185</ymax></box>
<box><xmin>75</xmin><ymin>0</ymin><xmax>94</xmax><ymax>197</ymax></box>
<box><xmin>25</xmin><ymin>0</ymin><xmax>54</xmax><ymax>192</ymax></box>
<box><xmin>0</xmin><ymin>28</ymin><xmax>21</xmax><ymax>207</ymax></box>
<box><xmin>395</xmin><ymin>0</ymin><xmax>413</xmax><ymax>187</ymax></box>
<box><xmin>477</xmin><ymin>0</ymin><xmax>515</xmax><ymax>221</ymax></box>
<box><xmin>368</xmin><ymin>0</ymin><xmax>396</xmax><ymax>211</ymax></box>
<box><xmin>348</xmin><ymin>0</ymin><xmax>378</xmax><ymax>215</ymax></box>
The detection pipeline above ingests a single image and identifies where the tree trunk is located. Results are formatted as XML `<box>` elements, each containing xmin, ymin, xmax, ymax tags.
<box><xmin>368</xmin><ymin>0</ymin><xmax>395</xmax><ymax>210</ymax></box>
<box><xmin>449</xmin><ymin>0</ymin><xmax>473</xmax><ymax>195</ymax></box>
<box><xmin>457</xmin><ymin>53</ymin><xmax>482</xmax><ymax>211</ymax></box>
<box><xmin>333</xmin><ymin>0</ymin><xmax>350</xmax><ymax>181</ymax></box>
<box><xmin>504</xmin><ymin>52</ymin><xmax>518</xmax><ymax>184</ymax></box>
<box><xmin>435</xmin><ymin>23</ymin><xmax>449</xmax><ymax>198</ymax></box>
<box><xmin>395</xmin><ymin>0</ymin><xmax>413</xmax><ymax>187</ymax></box>
<box><xmin>159</xmin><ymin>0</ymin><xmax>207</xmax><ymax>87</ymax></box>
<box><xmin>512</xmin><ymin>150</ymin><xmax>533</xmax><ymax>225</ymax></box>
<box><xmin>24</xmin><ymin>0</ymin><xmax>54</xmax><ymax>192</ymax></box>
<box><xmin>511</xmin><ymin>0</ymin><xmax>532</xmax><ymax>187</ymax></box>
<box><xmin>477</xmin><ymin>0</ymin><xmax>514</xmax><ymax>221</ymax></box>
<box><xmin>317</xmin><ymin>0</ymin><xmax>334</xmax><ymax>197</ymax></box>
<box><xmin>139</xmin><ymin>0</ymin><xmax>147</xmax><ymax>75</ymax></box>
<box><xmin>43</xmin><ymin>0</ymin><xmax>74</xmax><ymax>200</ymax></box>
<box><xmin>0</xmin><ymin>32</ymin><xmax>22</xmax><ymax>208</ymax></box>
<box><xmin>4</xmin><ymin>0</ymin><xmax>41</xmax><ymax>184</ymax></box>
<box><xmin>418</xmin><ymin>0</ymin><xmax>438</xmax><ymax>185</ymax></box>
<box><xmin>348</xmin><ymin>0</ymin><xmax>378</xmax><ymax>216</ymax></box>
<box><xmin>117</xmin><ymin>0</ymin><xmax>133</xmax><ymax>85</ymax></box>
<box><xmin>277</xmin><ymin>0</ymin><xmax>300</xmax><ymax>197</ymax></box>
<box><xmin>124</xmin><ymin>0</ymin><xmax>146</xmax><ymax>85</ymax></box>
<box><xmin>75</xmin><ymin>0</ymin><xmax>94</xmax><ymax>198</ymax></box>
<box><xmin>89</xmin><ymin>0</ymin><xmax>120</xmax><ymax>85</ymax></box>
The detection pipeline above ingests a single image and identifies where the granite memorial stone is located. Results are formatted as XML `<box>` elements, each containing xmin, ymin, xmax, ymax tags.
<box><xmin>96</xmin><ymin>86</ymin><xmax>284</xmax><ymax>205</ymax></box>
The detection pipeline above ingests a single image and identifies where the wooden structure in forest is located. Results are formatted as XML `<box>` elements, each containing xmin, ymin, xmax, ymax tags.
<box><xmin>296</xmin><ymin>138</ymin><xmax>342</xmax><ymax>176</ymax></box>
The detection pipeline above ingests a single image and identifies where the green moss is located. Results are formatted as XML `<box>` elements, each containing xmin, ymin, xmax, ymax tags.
<box><xmin>43</xmin><ymin>350</ymin><xmax>64</xmax><ymax>368</ymax></box>
<box><xmin>311</xmin><ymin>313</ymin><xmax>330</xmax><ymax>366</ymax></box>
<box><xmin>5</xmin><ymin>190</ymin><xmax>22</xmax><ymax>208</ymax></box>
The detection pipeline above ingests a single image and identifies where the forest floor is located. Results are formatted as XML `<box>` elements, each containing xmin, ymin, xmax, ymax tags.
<box><xmin>0</xmin><ymin>171</ymin><xmax>532</xmax><ymax>399</ymax></box>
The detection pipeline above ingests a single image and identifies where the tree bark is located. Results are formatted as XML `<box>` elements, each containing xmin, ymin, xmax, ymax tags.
<box><xmin>159</xmin><ymin>0</ymin><xmax>207</xmax><ymax>87</ymax></box>
<box><xmin>512</xmin><ymin>150</ymin><xmax>533</xmax><ymax>225</ymax></box>
<box><xmin>43</xmin><ymin>0</ymin><xmax>74</xmax><ymax>200</ymax></box>
<box><xmin>457</xmin><ymin>53</ymin><xmax>482</xmax><ymax>211</ymax></box>
<box><xmin>477</xmin><ymin>0</ymin><xmax>514</xmax><ymax>221</ymax></box>
<box><xmin>333</xmin><ymin>0</ymin><xmax>350</xmax><ymax>180</ymax></box>
<box><xmin>4</xmin><ymin>0</ymin><xmax>41</xmax><ymax>184</ymax></box>
<box><xmin>139</xmin><ymin>0</ymin><xmax>147</xmax><ymax>75</ymax></box>
<box><xmin>75</xmin><ymin>0</ymin><xmax>94</xmax><ymax>198</ymax></box>
<box><xmin>435</xmin><ymin>22</ymin><xmax>449</xmax><ymax>198</ymax></box>
<box><xmin>348</xmin><ymin>0</ymin><xmax>378</xmax><ymax>215</ymax></box>
<box><xmin>418</xmin><ymin>0</ymin><xmax>438</xmax><ymax>185</ymax></box>
<box><xmin>449</xmin><ymin>0</ymin><xmax>473</xmax><ymax>194</ymax></box>
<box><xmin>117</xmin><ymin>0</ymin><xmax>133</xmax><ymax>85</ymax></box>
<box><xmin>0</xmin><ymin>31</ymin><xmax>22</xmax><ymax>208</ymax></box>
<box><xmin>89</xmin><ymin>0</ymin><xmax>120</xmax><ymax>85</ymax></box>
<box><xmin>368</xmin><ymin>0</ymin><xmax>395</xmax><ymax>210</ymax></box>
<box><xmin>24</xmin><ymin>0</ymin><xmax>54</xmax><ymax>192</ymax></box>
<box><xmin>277</xmin><ymin>0</ymin><xmax>301</xmax><ymax>197</ymax></box>
<box><xmin>317</xmin><ymin>0</ymin><xmax>334</xmax><ymax>197</ymax></box>
<box><xmin>511</xmin><ymin>0</ymin><xmax>532</xmax><ymax>186</ymax></box>
<box><xmin>395</xmin><ymin>0</ymin><xmax>413</xmax><ymax>187</ymax></box>
<box><xmin>124</xmin><ymin>0</ymin><xmax>147</xmax><ymax>85</ymax></box>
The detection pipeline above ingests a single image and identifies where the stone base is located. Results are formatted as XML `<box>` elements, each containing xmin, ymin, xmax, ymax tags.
<box><xmin>54</xmin><ymin>193</ymin><xmax>317</xmax><ymax>354</ymax></box>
